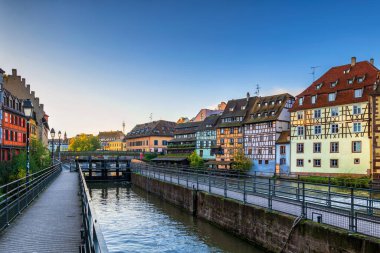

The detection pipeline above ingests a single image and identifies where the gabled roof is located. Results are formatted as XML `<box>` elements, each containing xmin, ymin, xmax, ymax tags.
<box><xmin>290</xmin><ymin>60</ymin><xmax>380</xmax><ymax>112</ymax></box>
<box><xmin>276</xmin><ymin>130</ymin><xmax>290</xmax><ymax>144</ymax></box>
<box><xmin>98</xmin><ymin>131</ymin><xmax>125</xmax><ymax>140</ymax></box>
<box><xmin>174</xmin><ymin>121</ymin><xmax>201</xmax><ymax>135</ymax></box>
<box><xmin>125</xmin><ymin>120</ymin><xmax>176</xmax><ymax>139</ymax></box>
<box><xmin>198</xmin><ymin>114</ymin><xmax>220</xmax><ymax>131</ymax></box>
<box><xmin>245</xmin><ymin>93</ymin><xmax>294</xmax><ymax>124</ymax></box>
<box><xmin>217</xmin><ymin>96</ymin><xmax>258</xmax><ymax>128</ymax></box>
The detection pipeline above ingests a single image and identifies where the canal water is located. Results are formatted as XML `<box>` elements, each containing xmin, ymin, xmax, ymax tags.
<box><xmin>88</xmin><ymin>183</ymin><xmax>265</xmax><ymax>253</ymax></box>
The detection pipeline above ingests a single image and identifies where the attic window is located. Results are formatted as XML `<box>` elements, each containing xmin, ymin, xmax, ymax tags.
<box><xmin>264</xmin><ymin>112</ymin><xmax>268</xmax><ymax>117</ymax></box>
<box><xmin>311</xmin><ymin>95</ymin><xmax>317</xmax><ymax>104</ymax></box>
<box><xmin>241</xmin><ymin>106</ymin><xmax>246</xmax><ymax>110</ymax></box>
<box><xmin>271</xmin><ymin>111</ymin><xmax>275</xmax><ymax>116</ymax></box>
<box><xmin>328</xmin><ymin>93</ymin><xmax>336</xmax><ymax>102</ymax></box>
<box><xmin>257</xmin><ymin>113</ymin><xmax>261</xmax><ymax>117</ymax></box>
<box><xmin>343</xmin><ymin>69</ymin><xmax>350</xmax><ymax>74</ymax></box>
<box><xmin>278</xmin><ymin>100</ymin><xmax>282</xmax><ymax>104</ymax></box>
<box><xmin>348</xmin><ymin>78</ymin><xmax>354</xmax><ymax>85</ymax></box>
<box><xmin>330</xmin><ymin>80</ymin><xmax>338</xmax><ymax>88</ymax></box>
<box><xmin>299</xmin><ymin>97</ymin><xmax>304</xmax><ymax>105</ymax></box>
<box><xmin>264</xmin><ymin>102</ymin><xmax>268</xmax><ymax>106</ymax></box>
<box><xmin>229</xmin><ymin>107</ymin><xmax>234</xmax><ymax>112</ymax></box>
<box><xmin>357</xmin><ymin>76</ymin><xmax>365</xmax><ymax>83</ymax></box>
<box><xmin>316</xmin><ymin>83</ymin><xmax>323</xmax><ymax>90</ymax></box>
<box><xmin>258</xmin><ymin>103</ymin><xmax>261</xmax><ymax>107</ymax></box>
<box><xmin>271</xmin><ymin>101</ymin><xmax>275</xmax><ymax>105</ymax></box>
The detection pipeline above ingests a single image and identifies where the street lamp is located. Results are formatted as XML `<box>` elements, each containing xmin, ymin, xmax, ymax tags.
<box><xmin>58</xmin><ymin>130</ymin><xmax>62</xmax><ymax>162</ymax></box>
<box><xmin>50</xmin><ymin>128</ymin><xmax>55</xmax><ymax>164</ymax></box>
<box><xmin>23</xmin><ymin>99</ymin><xmax>34</xmax><ymax>182</ymax></box>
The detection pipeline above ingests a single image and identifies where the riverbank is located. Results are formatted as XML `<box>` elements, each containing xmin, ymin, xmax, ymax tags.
<box><xmin>131</xmin><ymin>173</ymin><xmax>380</xmax><ymax>253</ymax></box>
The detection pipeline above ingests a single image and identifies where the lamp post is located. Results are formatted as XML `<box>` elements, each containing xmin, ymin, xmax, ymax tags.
<box><xmin>58</xmin><ymin>130</ymin><xmax>61</xmax><ymax>162</ymax></box>
<box><xmin>50</xmin><ymin>128</ymin><xmax>55</xmax><ymax>164</ymax></box>
<box><xmin>23</xmin><ymin>99</ymin><xmax>34</xmax><ymax>182</ymax></box>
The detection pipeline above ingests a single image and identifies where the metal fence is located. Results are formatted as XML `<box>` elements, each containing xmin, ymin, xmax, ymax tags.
<box><xmin>0</xmin><ymin>163</ymin><xmax>62</xmax><ymax>232</ymax></box>
<box><xmin>78</xmin><ymin>164</ymin><xmax>109</xmax><ymax>253</ymax></box>
<box><xmin>131</xmin><ymin>162</ymin><xmax>380</xmax><ymax>238</ymax></box>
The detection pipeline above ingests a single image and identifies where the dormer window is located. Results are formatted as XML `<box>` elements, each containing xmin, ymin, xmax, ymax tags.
<box><xmin>278</xmin><ymin>100</ymin><xmax>282</xmax><ymax>104</ymax></box>
<box><xmin>311</xmin><ymin>95</ymin><xmax>317</xmax><ymax>104</ymax></box>
<box><xmin>343</xmin><ymin>69</ymin><xmax>350</xmax><ymax>74</ymax></box>
<box><xmin>257</xmin><ymin>113</ymin><xmax>261</xmax><ymax>117</ymax></box>
<box><xmin>258</xmin><ymin>103</ymin><xmax>261</xmax><ymax>107</ymax></box>
<box><xmin>271</xmin><ymin>111</ymin><xmax>275</xmax><ymax>116</ymax></box>
<box><xmin>354</xmin><ymin>88</ymin><xmax>363</xmax><ymax>98</ymax></box>
<box><xmin>330</xmin><ymin>80</ymin><xmax>338</xmax><ymax>88</ymax></box>
<box><xmin>348</xmin><ymin>78</ymin><xmax>354</xmax><ymax>85</ymax></box>
<box><xmin>264</xmin><ymin>102</ymin><xmax>268</xmax><ymax>106</ymax></box>
<box><xmin>357</xmin><ymin>76</ymin><xmax>365</xmax><ymax>83</ymax></box>
<box><xmin>229</xmin><ymin>107</ymin><xmax>234</xmax><ymax>112</ymax></box>
<box><xmin>299</xmin><ymin>97</ymin><xmax>304</xmax><ymax>105</ymax></box>
<box><xmin>264</xmin><ymin>112</ymin><xmax>268</xmax><ymax>117</ymax></box>
<box><xmin>241</xmin><ymin>105</ymin><xmax>246</xmax><ymax>110</ymax></box>
<box><xmin>328</xmin><ymin>93</ymin><xmax>336</xmax><ymax>102</ymax></box>
<box><xmin>271</xmin><ymin>101</ymin><xmax>275</xmax><ymax>105</ymax></box>
<box><xmin>316</xmin><ymin>83</ymin><xmax>323</xmax><ymax>90</ymax></box>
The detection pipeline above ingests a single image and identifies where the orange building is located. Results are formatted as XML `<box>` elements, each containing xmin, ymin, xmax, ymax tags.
<box><xmin>1</xmin><ymin>90</ymin><xmax>27</xmax><ymax>160</ymax></box>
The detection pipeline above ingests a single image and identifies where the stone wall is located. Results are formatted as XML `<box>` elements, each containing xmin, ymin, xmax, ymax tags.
<box><xmin>131</xmin><ymin>173</ymin><xmax>380</xmax><ymax>253</ymax></box>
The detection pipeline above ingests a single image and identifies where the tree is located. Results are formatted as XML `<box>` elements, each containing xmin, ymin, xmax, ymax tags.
<box><xmin>69</xmin><ymin>134</ymin><xmax>101</xmax><ymax>151</ymax></box>
<box><xmin>232</xmin><ymin>148</ymin><xmax>252</xmax><ymax>172</ymax></box>
<box><xmin>188</xmin><ymin>151</ymin><xmax>204</xmax><ymax>168</ymax></box>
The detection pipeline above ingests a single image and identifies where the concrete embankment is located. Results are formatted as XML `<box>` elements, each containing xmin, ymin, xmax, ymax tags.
<box><xmin>131</xmin><ymin>173</ymin><xmax>380</xmax><ymax>253</ymax></box>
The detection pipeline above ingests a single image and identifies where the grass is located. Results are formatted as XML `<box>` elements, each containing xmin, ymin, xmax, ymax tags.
<box><xmin>298</xmin><ymin>175</ymin><xmax>372</xmax><ymax>188</ymax></box>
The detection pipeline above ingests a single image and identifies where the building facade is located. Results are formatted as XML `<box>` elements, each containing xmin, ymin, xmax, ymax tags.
<box><xmin>290</xmin><ymin>57</ymin><xmax>378</xmax><ymax>176</ymax></box>
<box><xmin>98</xmin><ymin>131</ymin><xmax>125</xmax><ymax>150</ymax></box>
<box><xmin>125</xmin><ymin>120</ymin><xmax>176</xmax><ymax>153</ymax></box>
<box><xmin>244</xmin><ymin>93</ymin><xmax>294</xmax><ymax>175</ymax></box>
<box><xmin>214</xmin><ymin>94</ymin><xmax>257</xmax><ymax>169</ymax></box>
<box><xmin>275</xmin><ymin>131</ymin><xmax>291</xmax><ymax>175</ymax></box>
<box><xmin>195</xmin><ymin>114</ymin><xmax>219</xmax><ymax>160</ymax></box>
<box><xmin>167</xmin><ymin>121</ymin><xmax>201</xmax><ymax>156</ymax></box>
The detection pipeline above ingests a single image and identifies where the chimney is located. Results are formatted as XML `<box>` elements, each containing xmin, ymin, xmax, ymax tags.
<box><xmin>351</xmin><ymin>57</ymin><xmax>356</xmax><ymax>67</ymax></box>
<box><xmin>26</xmin><ymin>84</ymin><xmax>31</xmax><ymax>92</ymax></box>
<box><xmin>21</xmin><ymin>78</ymin><xmax>25</xmax><ymax>85</ymax></box>
<box><xmin>246</xmin><ymin>92</ymin><xmax>250</xmax><ymax>101</ymax></box>
<box><xmin>370</xmin><ymin>58</ymin><xmax>375</xmax><ymax>65</ymax></box>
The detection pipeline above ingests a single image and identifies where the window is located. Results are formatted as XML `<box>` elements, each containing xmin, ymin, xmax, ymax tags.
<box><xmin>258</xmin><ymin>149</ymin><xmax>262</xmax><ymax>155</ymax></box>
<box><xmin>330</xmin><ymin>159</ymin><xmax>338</xmax><ymax>168</ymax></box>
<box><xmin>353</xmin><ymin>105</ymin><xmax>361</xmax><ymax>115</ymax></box>
<box><xmin>268</xmin><ymin>122</ymin><xmax>273</xmax><ymax>128</ymax></box>
<box><xmin>299</xmin><ymin>97</ymin><xmax>304</xmax><ymax>105</ymax></box>
<box><xmin>352</xmin><ymin>141</ymin><xmax>362</xmax><ymax>153</ymax></box>
<box><xmin>331</xmin><ymin>107</ymin><xmax>339</xmax><ymax>117</ymax></box>
<box><xmin>280</xmin><ymin>158</ymin><xmax>286</xmax><ymax>165</ymax></box>
<box><xmin>328</xmin><ymin>93</ymin><xmax>336</xmax><ymax>102</ymax></box>
<box><xmin>248</xmin><ymin>148</ymin><xmax>252</xmax><ymax>155</ymax></box>
<box><xmin>330</xmin><ymin>80</ymin><xmax>338</xmax><ymax>88</ymax></box>
<box><xmin>348</xmin><ymin>78</ymin><xmax>354</xmax><ymax>85</ymax></box>
<box><xmin>314</xmin><ymin>109</ymin><xmax>321</xmax><ymax>118</ymax></box>
<box><xmin>316</xmin><ymin>83</ymin><xmax>323</xmax><ymax>90</ymax></box>
<box><xmin>260</xmin><ymin>136</ymin><xmax>264</xmax><ymax>141</ymax></box>
<box><xmin>280</xmin><ymin>145</ymin><xmax>286</xmax><ymax>155</ymax></box>
<box><xmin>330</xmin><ymin>142</ymin><xmax>339</xmax><ymax>153</ymax></box>
<box><xmin>220</xmin><ymin>138</ymin><xmax>224</xmax><ymax>145</ymax></box>
<box><xmin>154</xmin><ymin>140</ymin><xmax>158</xmax><ymax>145</ymax></box>
<box><xmin>313</xmin><ymin>159</ymin><xmax>321</xmax><ymax>167</ymax></box>
<box><xmin>354</xmin><ymin>158</ymin><xmax>360</xmax><ymax>164</ymax></box>
<box><xmin>265</xmin><ymin>160</ymin><xmax>269</xmax><ymax>164</ymax></box>
<box><xmin>230</xmin><ymin>138</ymin><xmax>234</xmax><ymax>144</ymax></box>
<box><xmin>229</xmin><ymin>128</ymin><xmax>234</xmax><ymax>134</ymax></box>
<box><xmin>258</xmin><ymin>160</ymin><xmax>262</xmax><ymax>164</ymax></box>
<box><xmin>296</xmin><ymin>159</ymin><xmax>304</xmax><ymax>167</ymax></box>
<box><xmin>297</xmin><ymin>111</ymin><xmax>304</xmax><ymax>120</ymax></box>
<box><xmin>269</xmin><ymin>148</ymin><xmax>273</xmax><ymax>155</ymax></box>
<box><xmin>162</xmin><ymin>140</ymin><xmax>168</xmax><ymax>145</ymax></box>
<box><xmin>331</xmin><ymin>124</ymin><xmax>339</xmax><ymax>134</ymax></box>
<box><xmin>353</xmin><ymin>123</ymin><xmax>361</xmax><ymax>133</ymax></box>
<box><xmin>238</xmin><ymin>138</ymin><xmax>243</xmax><ymax>144</ymax></box>
<box><xmin>311</xmin><ymin>95</ymin><xmax>317</xmax><ymax>104</ymax></box>
<box><xmin>297</xmin><ymin>126</ymin><xmax>304</xmax><ymax>136</ymax></box>
<box><xmin>354</xmin><ymin>89</ymin><xmax>363</xmax><ymax>98</ymax></box>
<box><xmin>314</xmin><ymin>125</ymin><xmax>321</xmax><ymax>135</ymax></box>
<box><xmin>357</xmin><ymin>76</ymin><xmax>364</xmax><ymax>83</ymax></box>
<box><xmin>313</xmin><ymin>143</ymin><xmax>321</xmax><ymax>153</ymax></box>
<box><xmin>297</xmin><ymin>143</ymin><xmax>304</xmax><ymax>153</ymax></box>
<box><xmin>220</xmin><ymin>129</ymin><xmax>225</xmax><ymax>134</ymax></box>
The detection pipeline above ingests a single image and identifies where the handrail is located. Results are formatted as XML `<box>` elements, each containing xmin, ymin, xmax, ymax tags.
<box><xmin>0</xmin><ymin>163</ymin><xmax>62</xmax><ymax>232</ymax></box>
<box><xmin>78</xmin><ymin>163</ymin><xmax>109</xmax><ymax>253</ymax></box>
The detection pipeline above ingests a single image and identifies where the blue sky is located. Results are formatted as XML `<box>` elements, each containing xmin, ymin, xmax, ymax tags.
<box><xmin>1</xmin><ymin>0</ymin><xmax>380</xmax><ymax>136</ymax></box>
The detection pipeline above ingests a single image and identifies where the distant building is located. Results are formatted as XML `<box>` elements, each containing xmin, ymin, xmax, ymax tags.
<box><xmin>48</xmin><ymin>132</ymin><xmax>69</xmax><ymax>152</ymax></box>
<box><xmin>290</xmin><ymin>57</ymin><xmax>378</xmax><ymax>176</ymax></box>
<box><xmin>125</xmin><ymin>120</ymin><xmax>176</xmax><ymax>153</ymax></box>
<box><xmin>3</xmin><ymin>69</ymin><xmax>50</xmax><ymax>146</ymax></box>
<box><xmin>195</xmin><ymin>114</ymin><xmax>219</xmax><ymax>160</ymax></box>
<box><xmin>98</xmin><ymin>131</ymin><xmax>125</xmax><ymax>150</ymax></box>
<box><xmin>167</xmin><ymin>121</ymin><xmax>201</xmax><ymax>156</ymax></box>
<box><xmin>176</xmin><ymin>117</ymin><xmax>190</xmax><ymax>124</ymax></box>
<box><xmin>275</xmin><ymin>130</ymin><xmax>291</xmax><ymax>175</ymax></box>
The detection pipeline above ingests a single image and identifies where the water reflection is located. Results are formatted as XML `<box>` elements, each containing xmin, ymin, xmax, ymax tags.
<box><xmin>89</xmin><ymin>183</ymin><xmax>264</xmax><ymax>253</ymax></box>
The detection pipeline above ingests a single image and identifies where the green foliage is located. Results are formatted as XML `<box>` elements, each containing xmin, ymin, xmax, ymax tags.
<box><xmin>69</xmin><ymin>134</ymin><xmax>101</xmax><ymax>151</ymax></box>
<box><xmin>188</xmin><ymin>151</ymin><xmax>204</xmax><ymax>168</ymax></box>
<box><xmin>231</xmin><ymin>148</ymin><xmax>252</xmax><ymax>172</ymax></box>
<box><xmin>0</xmin><ymin>139</ymin><xmax>51</xmax><ymax>186</ymax></box>
<box><xmin>144</xmin><ymin>153</ymin><xmax>158</xmax><ymax>161</ymax></box>
<box><xmin>299</xmin><ymin>175</ymin><xmax>371</xmax><ymax>188</ymax></box>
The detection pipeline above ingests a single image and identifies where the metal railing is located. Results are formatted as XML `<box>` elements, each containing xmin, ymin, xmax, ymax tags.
<box><xmin>131</xmin><ymin>162</ymin><xmax>380</xmax><ymax>238</ymax></box>
<box><xmin>78</xmin><ymin>163</ymin><xmax>109</xmax><ymax>253</ymax></box>
<box><xmin>0</xmin><ymin>163</ymin><xmax>62</xmax><ymax>232</ymax></box>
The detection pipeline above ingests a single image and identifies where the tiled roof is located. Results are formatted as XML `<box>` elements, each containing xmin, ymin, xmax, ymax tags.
<box><xmin>245</xmin><ymin>93</ymin><xmax>294</xmax><ymax>124</ymax></box>
<box><xmin>198</xmin><ymin>114</ymin><xmax>220</xmax><ymax>131</ymax></box>
<box><xmin>125</xmin><ymin>120</ymin><xmax>176</xmax><ymax>139</ymax></box>
<box><xmin>276</xmin><ymin>130</ymin><xmax>290</xmax><ymax>144</ymax></box>
<box><xmin>98</xmin><ymin>131</ymin><xmax>125</xmax><ymax>140</ymax></box>
<box><xmin>174</xmin><ymin>121</ymin><xmax>201</xmax><ymax>135</ymax></box>
<box><xmin>290</xmin><ymin>60</ymin><xmax>380</xmax><ymax>112</ymax></box>
<box><xmin>217</xmin><ymin>96</ymin><xmax>258</xmax><ymax>128</ymax></box>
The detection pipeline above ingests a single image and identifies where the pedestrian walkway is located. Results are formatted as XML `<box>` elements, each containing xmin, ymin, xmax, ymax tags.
<box><xmin>0</xmin><ymin>165</ymin><xmax>81</xmax><ymax>253</ymax></box>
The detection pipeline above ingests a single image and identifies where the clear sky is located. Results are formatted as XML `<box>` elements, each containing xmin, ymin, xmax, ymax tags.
<box><xmin>1</xmin><ymin>0</ymin><xmax>379</xmax><ymax>136</ymax></box>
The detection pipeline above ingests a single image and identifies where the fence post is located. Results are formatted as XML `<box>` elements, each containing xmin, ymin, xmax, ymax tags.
<box><xmin>208</xmin><ymin>173</ymin><xmax>211</xmax><ymax>193</ymax></box>
<box><xmin>368</xmin><ymin>189</ymin><xmax>373</xmax><ymax>215</ymax></box>
<box><xmin>6</xmin><ymin>185</ymin><xmax>9</xmax><ymax>225</ymax></box>
<box><xmin>243</xmin><ymin>179</ymin><xmax>246</xmax><ymax>204</ymax></box>
<box><xmin>253</xmin><ymin>172</ymin><xmax>256</xmax><ymax>193</ymax></box>
<box><xmin>224</xmin><ymin>176</ymin><xmax>227</xmax><ymax>198</ymax></box>
<box><xmin>327</xmin><ymin>177</ymin><xmax>331</xmax><ymax>207</ymax></box>
<box><xmin>186</xmin><ymin>171</ymin><xmax>189</xmax><ymax>188</ymax></box>
<box><xmin>177</xmin><ymin>167</ymin><xmax>180</xmax><ymax>185</ymax></box>
<box><xmin>237</xmin><ymin>171</ymin><xmax>240</xmax><ymax>190</ymax></box>
<box><xmin>349</xmin><ymin>187</ymin><xmax>356</xmax><ymax>232</ymax></box>
<box><xmin>268</xmin><ymin>178</ymin><xmax>272</xmax><ymax>210</ymax></box>
<box><xmin>197</xmin><ymin>172</ymin><xmax>199</xmax><ymax>190</ymax></box>
<box><xmin>297</xmin><ymin>178</ymin><xmax>300</xmax><ymax>201</ymax></box>
<box><xmin>302</xmin><ymin>182</ymin><xmax>306</xmax><ymax>217</ymax></box>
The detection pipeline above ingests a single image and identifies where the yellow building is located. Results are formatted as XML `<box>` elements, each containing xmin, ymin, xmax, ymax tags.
<box><xmin>125</xmin><ymin>120</ymin><xmax>176</xmax><ymax>153</ymax></box>
<box><xmin>290</xmin><ymin>57</ymin><xmax>378</xmax><ymax>176</ymax></box>
<box><xmin>106</xmin><ymin>140</ymin><xmax>126</xmax><ymax>151</ymax></box>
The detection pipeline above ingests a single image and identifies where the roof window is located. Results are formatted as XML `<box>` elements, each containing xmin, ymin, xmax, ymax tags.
<box><xmin>343</xmin><ymin>69</ymin><xmax>350</xmax><ymax>74</ymax></box>
<box><xmin>229</xmin><ymin>107</ymin><xmax>234</xmax><ymax>112</ymax></box>
<box><xmin>311</xmin><ymin>95</ymin><xmax>317</xmax><ymax>104</ymax></box>
<box><xmin>348</xmin><ymin>78</ymin><xmax>354</xmax><ymax>85</ymax></box>
<box><xmin>357</xmin><ymin>76</ymin><xmax>365</xmax><ymax>83</ymax></box>
<box><xmin>330</xmin><ymin>80</ymin><xmax>338</xmax><ymax>88</ymax></box>
<box><xmin>299</xmin><ymin>97</ymin><xmax>304</xmax><ymax>106</ymax></box>
<box><xmin>316</xmin><ymin>83</ymin><xmax>323</xmax><ymax>90</ymax></box>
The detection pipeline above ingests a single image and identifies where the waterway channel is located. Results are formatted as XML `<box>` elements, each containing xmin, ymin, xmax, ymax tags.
<box><xmin>88</xmin><ymin>182</ymin><xmax>265</xmax><ymax>253</ymax></box>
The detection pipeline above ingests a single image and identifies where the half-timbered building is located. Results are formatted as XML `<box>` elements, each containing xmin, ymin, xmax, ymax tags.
<box><xmin>195</xmin><ymin>114</ymin><xmax>220</xmax><ymax>160</ymax></box>
<box><xmin>244</xmin><ymin>93</ymin><xmax>294</xmax><ymax>175</ymax></box>
<box><xmin>290</xmin><ymin>57</ymin><xmax>380</xmax><ymax>176</ymax></box>
<box><xmin>214</xmin><ymin>93</ymin><xmax>257</xmax><ymax>169</ymax></box>
<box><xmin>167</xmin><ymin>121</ymin><xmax>201</xmax><ymax>156</ymax></box>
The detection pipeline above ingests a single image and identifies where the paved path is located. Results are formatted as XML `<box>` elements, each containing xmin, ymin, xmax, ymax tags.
<box><xmin>0</xmin><ymin>165</ymin><xmax>81</xmax><ymax>253</ymax></box>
